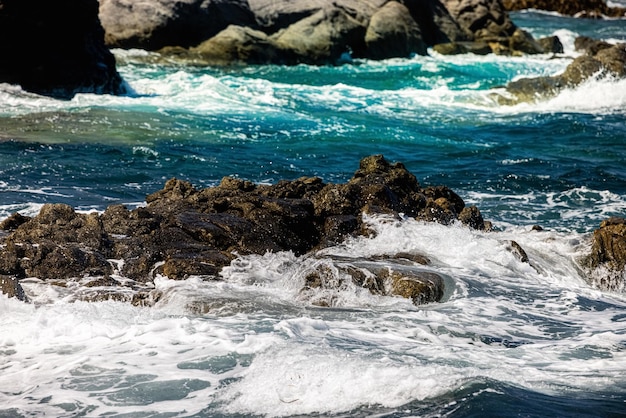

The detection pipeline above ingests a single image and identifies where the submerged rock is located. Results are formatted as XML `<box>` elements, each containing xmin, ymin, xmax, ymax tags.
<box><xmin>0</xmin><ymin>155</ymin><xmax>486</xmax><ymax>305</ymax></box>
<box><xmin>299</xmin><ymin>255</ymin><xmax>445</xmax><ymax>306</ymax></box>
<box><xmin>581</xmin><ymin>217</ymin><xmax>626</xmax><ymax>292</ymax></box>
<box><xmin>0</xmin><ymin>0</ymin><xmax>127</xmax><ymax>99</ymax></box>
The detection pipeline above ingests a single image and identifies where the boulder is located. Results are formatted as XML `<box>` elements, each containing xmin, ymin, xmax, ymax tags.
<box><xmin>501</xmin><ymin>0</ymin><xmax>626</xmax><ymax>18</ymax></box>
<box><xmin>191</xmin><ymin>25</ymin><xmax>295</xmax><ymax>65</ymax></box>
<box><xmin>538</xmin><ymin>35</ymin><xmax>564</xmax><ymax>54</ymax></box>
<box><xmin>0</xmin><ymin>0</ymin><xmax>127</xmax><ymax>99</ymax></box>
<box><xmin>365</xmin><ymin>1</ymin><xmax>428</xmax><ymax>59</ymax></box>
<box><xmin>401</xmin><ymin>0</ymin><xmax>468</xmax><ymax>46</ymax></box>
<box><xmin>270</xmin><ymin>6</ymin><xmax>368</xmax><ymax>64</ymax></box>
<box><xmin>581</xmin><ymin>217</ymin><xmax>626</xmax><ymax>292</ymax></box>
<box><xmin>0</xmin><ymin>155</ymin><xmax>487</xmax><ymax>302</ymax></box>
<box><xmin>249</xmin><ymin>0</ymin><xmax>387</xmax><ymax>33</ymax></box>
<box><xmin>99</xmin><ymin>0</ymin><xmax>257</xmax><ymax>50</ymax></box>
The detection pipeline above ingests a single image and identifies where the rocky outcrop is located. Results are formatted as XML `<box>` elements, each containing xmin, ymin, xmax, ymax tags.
<box><xmin>99</xmin><ymin>0</ymin><xmax>543</xmax><ymax>65</ymax></box>
<box><xmin>99</xmin><ymin>0</ymin><xmax>257</xmax><ymax>50</ymax></box>
<box><xmin>497</xmin><ymin>37</ymin><xmax>626</xmax><ymax>103</ymax></box>
<box><xmin>0</xmin><ymin>0</ymin><xmax>127</xmax><ymax>99</ymax></box>
<box><xmin>0</xmin><ymin>155</ymin><xmax>487</xmax><ymax>306</ymax></box>
<box><xmin>502</xmin><ymin>0</ymin><xmax>626</xmax><ymax>18</ymax></box>
<box><xmin>581</xmin><ymin>217</ymin><xmax>626</xmax><ymax>292</ymax></box>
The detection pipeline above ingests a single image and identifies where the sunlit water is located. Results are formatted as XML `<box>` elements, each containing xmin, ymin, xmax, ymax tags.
<box><xmin>1</xmin><ymin>12</ymin><xmax>625</xmax><ymax>417</ymax></box>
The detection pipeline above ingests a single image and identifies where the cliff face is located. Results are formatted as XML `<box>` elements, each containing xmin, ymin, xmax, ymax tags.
<box><xmin>0</xmin><ymin>0</ymin><xmax>127</xmax><ymax>99</ymax></box>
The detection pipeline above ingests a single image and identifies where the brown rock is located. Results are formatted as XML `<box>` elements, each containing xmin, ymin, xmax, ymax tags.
<box><xmin>581</xmin><ymin>218</ymin><xmax>626</xmax><ymax>291</ymax></box>
<box><xmin>0</xmin><ymin>275</ymin><xmax>27</xmax><ymax>301</ymax></box>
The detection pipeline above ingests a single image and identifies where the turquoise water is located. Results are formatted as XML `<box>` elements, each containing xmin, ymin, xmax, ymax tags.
<box><xmin>1</xmin><ymin>11</ymin><xmax>626</xmax><ymax>417</ymax></box>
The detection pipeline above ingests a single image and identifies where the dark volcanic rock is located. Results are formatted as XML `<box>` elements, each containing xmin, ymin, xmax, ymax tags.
<box><xmin>502</xmin><ymin>0</ymin><xmax>626</xmax><ymax>18</ymax></box>
<box><xmin>0</xmin><ymin>155</ymin><xmax>488</xmax><ymax>303</ymax></box>
<box><xmin>581</xmin><ymin>217</ymin><xmax>626</xmax><ymax>292</ymax></box>
<box><xmin>0</xmin><ymin>0</ymin><xmax>127</xmax><ymax>99</ymax></box>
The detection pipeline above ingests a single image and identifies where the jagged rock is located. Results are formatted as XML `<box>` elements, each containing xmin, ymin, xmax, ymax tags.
<box><xmin>0</xmin><ymin>275</ymin><xmax>26</xmax><ymax>301</ymax></box>
<box><xmin>99</xmin><ymin>0</ymin><xmax>256</xmax><ymax>50</ymax></box>
<box><xmin>502</xmin><ymin>0</ymin><xmax>626</xmax><ymax>18</ymax></box>
<box><xmin>0</xmin><ymin>155</ymin><xmax>486</xmax><ymax>301</ymax></box>
<box><xmin>498</xmin><ymin>38</ymin><xmax>626</xmax><ymax>104</ymax></box>
<box><xmin>0</xmin><ymin>0</ymin><xmax>127</xmax><ymax>99</ymax></box>
<box><xmin>442</xmin><ymin>0</ymin><xmax>516</xmax><ymax>40</ymax></box>
<box><xmin>300</xmin><ymin>256</ymin><xmax>444</xmax><ymax>306</ymax></box>
<box><xmin>581</xmin><ymin>217</ymin><xmax>626</xmax><ymax>292</ymax></box>
<box><xmin>365</xmin><ymin>1</ymin><xmax>428</xmax><ymax>59</ymax></box>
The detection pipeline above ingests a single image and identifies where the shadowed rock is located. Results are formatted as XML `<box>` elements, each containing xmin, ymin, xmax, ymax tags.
<box><xmin>0</xmin><ymin>0</ymin><xmax>127</xmax><ymax>99</ymax></box>
<box><xmin>365</xmin><ymin>1</ymin><xmax>428</xmax><ymax>59</ymax></box>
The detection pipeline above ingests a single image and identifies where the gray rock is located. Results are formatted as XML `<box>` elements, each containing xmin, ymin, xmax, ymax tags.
<box><xmin>270</xmin><ymin>6</ymin><xmax>368</xmax><ymax>64</ymax></box>
<box><xmin>581</xmin><ymin>217</ymin><xmax>626</xmax><ymax>292</ymax></box>
<box><xmin>365</xmin><ymin>1</ymin><xmax>428</xmax><ymax>58</ymax></box>
<box><xmin>99</xmin><ymin>0</ymin><xmax>256</xmax><ymax>50</ymax></box>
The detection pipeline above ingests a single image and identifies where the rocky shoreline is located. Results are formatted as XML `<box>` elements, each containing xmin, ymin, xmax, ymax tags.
<box><xmin>1</xmin><ymin>155</ymin><xmax>624</xmax><ymax>305</ymax></box>
<box><xmin>1</xmin><ymin>0</ymin><xmax>624</xmax><ymax>99</ymax></box>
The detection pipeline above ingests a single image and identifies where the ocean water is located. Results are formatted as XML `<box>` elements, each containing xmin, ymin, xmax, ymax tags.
<box><xmin>1</xmin><ymin>11</ymin><xmax>626</xmax><ymax>417</ymax></box>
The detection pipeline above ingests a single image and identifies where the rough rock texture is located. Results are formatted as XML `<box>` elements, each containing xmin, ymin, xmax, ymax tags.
<box><xmin>0</xmin><ymin>0</ymin><xmax>127</xmax><ymax>99</ymax></box>
<box><xmin>581</xmin><ymin>217</ymin><xmax>626</xmax><ymax>292</ymax></box>
<box><xmin>499</xmin><ymin>38</ymin><xmax>626</xmax><ymax>103</ymax></box>
<box><xmin>502</xmin><ymin>0</ymin><xmax>626</xmax><ymax>18</ymax></box>
<box><xmin>0</xmin><ymin>155</ymin><xmax>487</xmax><ymax>305</ymax></box>
<box><xmin>0</xmin><ymin>275</ymin><xmax>26</xmax><ymax>301</ymax></box>
<box><xmin>442</xmin><ymin>0</ymin><xmax>516</xmax><ymax>40</ymax></box>
<box><xmin>99</xmin><ymin>0</ymin><xmax>257</xmax><ymax>50</ymax></box>
<box><xmin>99</xmin><ymin>0</ymin><xmax>541</xmax><ymax>64</ymax></box>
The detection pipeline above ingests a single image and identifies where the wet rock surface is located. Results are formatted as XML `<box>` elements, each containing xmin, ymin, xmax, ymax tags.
<box><xmin>0</xmin><ymin>155</ymin><xmax>487</xmax><ymax>306</ymax></box>
<box><xmin>497</xmin><ymin>37</ymin><xmax>626</xmax><ymax>103</ymax></box>
<box><xmin>581</xmin><ymin>217</ymin><xmax>626</xmax><ymax>292</ymax></box>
